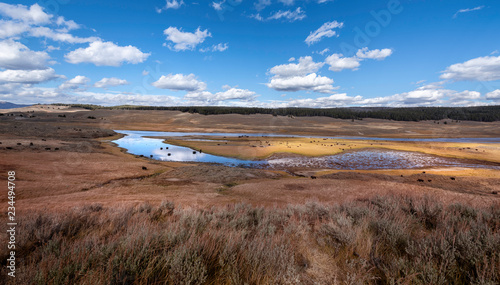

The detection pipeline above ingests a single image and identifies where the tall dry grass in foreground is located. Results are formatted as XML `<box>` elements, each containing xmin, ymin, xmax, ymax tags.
<box><xmin>1</xmin><ymin>195</ymin><xmax>499</xmax><ymax>285</ymax></box>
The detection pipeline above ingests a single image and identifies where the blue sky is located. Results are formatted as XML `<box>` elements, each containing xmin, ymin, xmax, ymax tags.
<box><xmin>1</xmin><ymin>0</ymin><xmax>499</xmax><ymax>107</ymax></box>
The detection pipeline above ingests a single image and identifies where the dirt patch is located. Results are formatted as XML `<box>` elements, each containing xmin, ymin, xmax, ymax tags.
<box><xmin>283</xmin><ymin>183</ymin><xmax>306</xmax><ymax>191</ymax></box>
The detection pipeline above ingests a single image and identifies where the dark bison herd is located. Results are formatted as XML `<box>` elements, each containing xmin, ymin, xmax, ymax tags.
<box><xmin>417</xmin><ymin>177</ymin><xmax>455</xmax><ymax>182</ymax></box>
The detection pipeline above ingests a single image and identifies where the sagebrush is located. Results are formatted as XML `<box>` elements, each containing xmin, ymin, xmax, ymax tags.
<box><xmin>1</xmin><ymin>195</ymin><xmax>499</xmax><ymax>284</ymax></box>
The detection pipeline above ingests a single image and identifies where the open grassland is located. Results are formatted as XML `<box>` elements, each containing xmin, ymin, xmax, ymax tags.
<box><xmin>6</xmin><ymin>107</ymin><xmax>500</xmax><ymax>138</ymax></box>
<box><xmin>1</xmin><ymin>195</ymin><xmax>499</xmax><ymax>285</ymax></box>
<box><xmin>1</xmin><ymin>108</ymin><xmax>500</xmax><ymax>211</ymax></box>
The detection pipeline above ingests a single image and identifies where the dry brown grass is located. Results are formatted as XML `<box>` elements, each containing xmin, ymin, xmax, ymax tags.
<box><xmin>1</xmin><ymin>194</ymin><xmax>498</xmax><ymax>284</ymax></box>
<box><xmin>0</xmin><ymin>104</ymin><xmax>89</xmax><ymax>114</ymax></box>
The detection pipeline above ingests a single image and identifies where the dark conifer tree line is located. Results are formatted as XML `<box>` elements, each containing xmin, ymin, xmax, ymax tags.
<box><xmin>59</xmin><ymin>104</ymin><xmax>500</xmax><ymax>122</ymax></box>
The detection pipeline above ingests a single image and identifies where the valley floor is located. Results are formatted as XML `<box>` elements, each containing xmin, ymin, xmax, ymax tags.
<box><xmin>0</xmin><ymin>106</ymin><xmax>499</xmax><ymax>284</ymax></box>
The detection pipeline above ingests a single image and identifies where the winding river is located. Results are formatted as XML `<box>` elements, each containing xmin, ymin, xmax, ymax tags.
<box><xmin>113</xmin><ymin>130</ymin><xmax>500</xmax><ymax>170</ymax></box>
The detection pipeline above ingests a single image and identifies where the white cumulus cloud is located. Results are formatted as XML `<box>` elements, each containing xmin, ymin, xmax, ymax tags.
<box><xmin>0</xmin><ymin>39</ymin><xmax>50</xmax><ymax>70</ymax></box>
<box><xmin>55</xmin><ymin>16</ymin><xmax>80</xmax><ymax>31</ymax></box>
<box><xmin>157</xmin><ymin>0</ymin><xmax>185</xmax><ymax>13</ymax></box>
<box><xmin>0</xmin><ymin>3</ymin><xmax>97</xmax><ymax>44</ymax></box>
<box><xmin>59</xmin><ymin>75</ymin><xmax>90</xmax><ymax>90</ymax></box>
<box><xmin>0</xmin><ymin>3</ymin><xmax>51</xmax><ymax>24</ymax></box>
<box><xmin>185</xmin><ymin>87</ymin><xmax>257</xmax><ymax>104</ymax></box>
<box><xmin>0</xmin><ymin>20</ymin><xmax>29</xmax><ymax>38</ymax></box>
<box><xmin>325</xmin><ymin>48</ymin><xmax>392</xmax><ymax>72</ymax></box>
<box><xmin>356</xmin><ymin>47</ymin><xmax>393</xmax><ymax>60</ymax></box>
<box><xmin>440</xmin><ymin>55</ymin><xmax>500</xmax><ymax>81</ymax></box>
<box><xmin>0</xmin><ymin>68</ymin><xmax>63</xmax><ymax>84</ymax></box>
<box><xmin>394</xmin><ymin>84</ymin><xmax>451</xmax><ymax>104</ymax></box>
<box><xmin>267</xmin><ymin>56</ymin><xmax>335</xmax><ymax>93</ymax></box>
<box><xmin>486</xmin><ymin>90</ymin><xmax>500</xmax><ymax>100</ymax></box>
<box><xmin>94</xmin><ymin>77</ymin><xmax>129</xmax><ymax>88</ymax></box>
<box><xmin>364</xmin><ymin>84</ymin><xmax>476</xmax><ymax>107</ymax></box>
<box><xmin>65</xmin><ymin>41</ymin><xmax>150</xmax><ymax>66</ymax></box>
<box><xmin>163</xmin><ymin>27</ymin><xmax>211</xmax><ymax>51</ymax></box>
<box><xmin>166</xmin><ymin>0</ymin><xmax>184</xmax><ymax>9</ymax></box>
<box><xmin>269</xmin><ymin>56</ymin><xmax>324</xmax><ymax>77</ymax></box>
<box><xmin>284</xmin><ymin>93</ymin><xmax>362</xmax><ymax>108</ymax></box>
<box><xmin>267</xmin><ymin>73</ymin><xmax>335</xmax><ymax>93</ymax></box>
<box><xmin>325</xmin><ymin>54</ymin><xmax>361</xmax><ymax>71</ymax></box>
<box><xmin>151</xmin><ymin>73</ymin><xmax>207</xmax><ymax>91</ymax></box>
<box><xmin>0</xmin><ymin>83</ymin><xmax>181</xmax><ymax>106</ymax></box>
<box><xmin>450</xmin><ymin>90</ymin><xmax>481</xmax><ymax>100</ymax></box>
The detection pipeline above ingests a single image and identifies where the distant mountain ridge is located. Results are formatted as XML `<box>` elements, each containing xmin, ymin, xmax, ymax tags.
<box><xmin>0</xmin><ymin>101</ymin><xmax>32</xmax><ymax>109</ymax></box>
